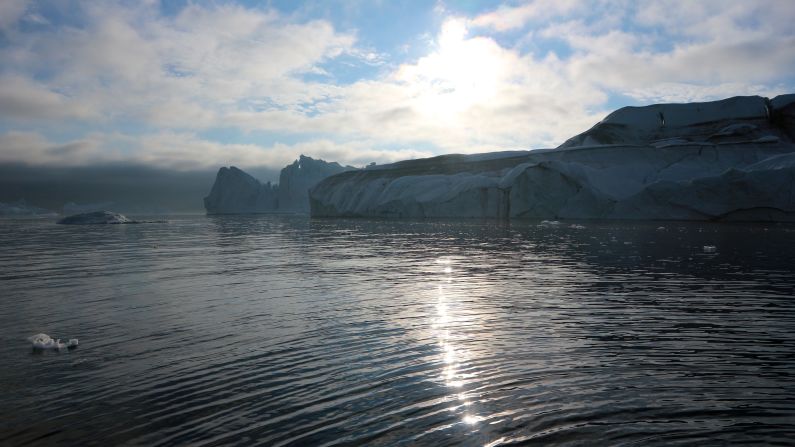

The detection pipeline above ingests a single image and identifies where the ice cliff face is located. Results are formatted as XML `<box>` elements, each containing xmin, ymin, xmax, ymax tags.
<box><xmin>204</xmin><ymin>156</ymin><xmax>354</xmax><ymax>214</ymax></box>
<box><xmin>278</xmin><ymin>155</ymin><xmax>355</xmax><ymax>213</ymax></box>
<box><xmin>310</xmin><ymin>94</ymin><xmax>795</xmax><ymax>221</ymax></box>
<box><xmin>204</xmin><ymin>166</ymin><xmax>278</xmax><ymax>214</ymax></box>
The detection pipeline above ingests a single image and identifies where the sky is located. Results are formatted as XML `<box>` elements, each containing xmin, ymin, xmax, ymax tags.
<box><xmin>1</xmin><ymin>0</ymin><xmax>795</xmax><ymax>179</ymax></box>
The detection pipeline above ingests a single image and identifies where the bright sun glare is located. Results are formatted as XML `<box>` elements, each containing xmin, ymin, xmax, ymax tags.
<box><xmin>399</xmin><ymin>19</ymin><xmax>504</xmax><ymax>121</ymax></box>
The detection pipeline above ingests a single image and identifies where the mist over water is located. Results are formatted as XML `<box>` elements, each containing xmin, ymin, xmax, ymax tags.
<box><xmin>1</xmin><ymin>216</ymin><xmax>794</xmax><ymax>445</ymax></box>
<box><xmin>0</xmin><ymin>163</ymin><xmax>280</xmax><ymax>214</ymax></box>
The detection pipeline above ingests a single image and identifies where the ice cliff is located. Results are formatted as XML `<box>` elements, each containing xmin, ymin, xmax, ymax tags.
<box><xmin>277</xmin><ymin>156</ymin><xmax>356</xmax><ymax>213</ymax></box>
<box><xmin>310</xmin><ymin>94</ymin><xmax>795</xmax><ymax>221</ymax></box>
<box><xmin>204</xmin><ymin>155</ymin><xmax>354</xmax><ymax>214</ymax></box>
<box><xmin>204</xmin><ymin>167</ymin><xmax>278</xmax><ymax>214</ymax></box>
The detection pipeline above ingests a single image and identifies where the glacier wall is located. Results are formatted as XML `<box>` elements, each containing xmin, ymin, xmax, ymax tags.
<box><xmin>310</xmin><ymin>94</ymin><xmax>795</xmax><ymax>221</ymax></box>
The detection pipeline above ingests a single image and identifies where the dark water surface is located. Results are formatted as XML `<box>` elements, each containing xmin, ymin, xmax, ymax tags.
<box><xmin>1</xmin><ymin>215</ymin><xmax>794</xmax><ymax>446</ymax></box>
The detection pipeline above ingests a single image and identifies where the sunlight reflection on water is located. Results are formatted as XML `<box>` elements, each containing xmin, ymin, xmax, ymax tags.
<box><xmin>1</xmin><ymin>216</ymin><xmax>795</xmax><ymax>446</ymax></box>
<box><xmin>434</xmin><ymin>256</ymin><xmax>490</xmax><ymax>440</ymax></box>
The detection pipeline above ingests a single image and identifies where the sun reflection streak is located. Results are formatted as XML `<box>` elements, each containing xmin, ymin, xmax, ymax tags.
<box><xmin>433</xmin><ymin>257</ymin><xmax>482</xmax><ymax>430</ymax></box>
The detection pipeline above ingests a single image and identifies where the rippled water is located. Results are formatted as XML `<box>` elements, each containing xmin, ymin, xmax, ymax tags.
<box><xmin>1</xmin><ymin>215</ymin><xmax>794</xmax><ymax>446</ymax></box>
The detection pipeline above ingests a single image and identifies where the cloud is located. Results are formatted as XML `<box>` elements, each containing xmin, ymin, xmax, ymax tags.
<box><xmin>217</xmin><ymin>17</ymin><xmax>607</xmax><ymax>151</ymax></box>
<box><xmin>0</xmin><ymin>129</ymin><xmax>433</xmax><ymax>171</ymax></box>
<box><xmin>0</xmin><ymin>0</ymin><xmax>794</xmax><ymax>172</ymax></box>
<box><xmin>471</xmin><ymin>0</ymin><xmax>585</xmax><ymax>31</ymax></box>
<box><xmin>1</xmin><ymin>2</ymin><xmax>357</xmax><ymax>129</ymax></box>
<box><xmin>0</xmin><ymin>75</ymin><xmax>98</xmax><ymax>121</ymax></box>
<box><xmin>0</xmin><ymin>0</ymin><xmax>29</xmax><ymax>31</ymax></box>
<box><xmin>533</xmin><ymin>2</ymin><xmax>795</xmax><ymax>103</ymax></box>
<box><xmin>0</xmin><ymin>131</ymin><xmax>107</xmax><ymax>166</ymax></box>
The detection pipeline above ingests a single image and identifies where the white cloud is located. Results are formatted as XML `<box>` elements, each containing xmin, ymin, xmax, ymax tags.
<box><xmin>538</xmin><ymin>2</ymin><xmax>795</xmax><ymax>103</ymax></box>
<box><xmin>216</xmin><ymin>17</ymin><xmax>606</xmax><ymax>151</ymax></box>
<box><xmin>0</xmin><ymin>1</ymin><xmax>794</xmax><ymax>172</ymax></box>
<box><xmin>1</xmin><ymin>2</ymin><xmax>357</xmax><ymax>130</ymax></box>
<box><xmin>471</xmin><ymin>0</ymin><xmax>585</xmax><ymax>32</ymax></box>
<box><xmin>0</xmin><ymin>75</ymin><xmax>97</xmax><ymax>120</ymax></box>
<box><xmin>0</xmin><ymin>129</ymin><xmax>433</xmax><ymax>171</ymax></box>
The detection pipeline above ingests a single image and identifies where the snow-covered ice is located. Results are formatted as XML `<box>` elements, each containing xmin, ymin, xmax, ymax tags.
<box><xmin>309</xmin><ymin>94</ymin><xmax>795</xmax><ymax>222</ymax></box>
<box><xmin>28</xmin><ymin>333</ymin><xmax>78</xmax><ymax>350</ymax></box>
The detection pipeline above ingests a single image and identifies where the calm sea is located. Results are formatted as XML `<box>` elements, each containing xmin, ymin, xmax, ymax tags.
<box><xmin>1</xmin><ymin>215</ymin><xmax>794</xmax><ymax>446</ymax></box>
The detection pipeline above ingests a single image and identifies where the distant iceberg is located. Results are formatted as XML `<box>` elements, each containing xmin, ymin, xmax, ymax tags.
<box><xmin>0</xmin><ymin>200</ymin><xmax>57</xmax><ymax>217</ymax></box>
<box><xmin>56</xmin><ymin>211</ymin><xmax>164</xmax><ymax>225</ymax></box>
<box><xmin>203</xmin><ymin>166</ymin><xmax>279</xmax><ymax>215</ymax></box>
<box><xmin>309</xmin><ymin>94</ymin><xmax>795</xmax><ymax>222</ymax></box>
<box><xmin>204</xmin><ymin>155</ymin><xmax>356</xmax><ymax>215</ymax></box>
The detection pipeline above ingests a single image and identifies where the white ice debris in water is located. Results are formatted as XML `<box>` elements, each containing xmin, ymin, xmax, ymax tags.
<box><xmin>539</xmin><ymin>220</ymin><xmax>561</xmax><ymax>227</ymax></box>
<box><xmin>703</xmin><ymin>245</ymin><xmax>718</xmax><ymax>253</ymax></box>
<box><xmin>569</xmin><ymin>224</ymin><xmax>586</xmax><ymax>229</ymax></box>
<box><xmin>28</xmin><ymin>333</ymin><xmax>78</xmax><ymax>350</ymax></box>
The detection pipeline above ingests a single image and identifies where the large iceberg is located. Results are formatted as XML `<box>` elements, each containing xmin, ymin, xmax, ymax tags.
<box><xmin>204</xmin><ymin>155</ymin><xmax>355</xmax><ymax>214</ymax></box>
<box><xmin>277</xmin><ymin>155</ymin><xmax>356</xmax><ymax>213</ymax></box>
<box><xmin>310</xmin><ymin>94</ymin><xmax>795</xmax><ymax>221</ymax></box>
<box><xmin>204</xmin><ymin>167</ymin><xmax>279</xmax><ymax>214</ymax></box>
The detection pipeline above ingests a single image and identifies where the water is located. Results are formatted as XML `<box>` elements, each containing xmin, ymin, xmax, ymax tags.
<box><xmin>1</xmin><ymin>215</ymin><xmax>794</xmax><ymax>446</ymax></box>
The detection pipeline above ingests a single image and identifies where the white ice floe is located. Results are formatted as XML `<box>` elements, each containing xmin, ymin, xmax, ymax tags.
<box><xmin>28</xmin><ymin>333</ymin><xmax>78</xmax><ymax>350</ymax></box>
<box><xmin>703</xmin><ymin>245</ymin><xmax>718</xmax><ymax>253</ymax></box>
<box><xmin>539</xmin><ymin>220</ymin><xmax>562</xmax><ymax>227</ymax></box>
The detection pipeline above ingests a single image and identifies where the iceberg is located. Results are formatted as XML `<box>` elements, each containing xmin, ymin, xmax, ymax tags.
<box><xmin>277</xmin><ymin>155</ymin><xmax>357</xmax><ymax>213</ymax></box>
<box><xmin>57</xmin><ymin>211</ymin><xmax>150</xmax><ymax>224</ymax></box>
<box><xmin>0</xmin><ymin>200</ymin><xmax>57</xmax><ymax>217</ymax></box>
<box><xmin>310</xmin><ymin>94</ymin><xmax>795</xmax><ymax>222</ymax></box>
<box><xmin>204</xmin><ymin>155</ymin><xmax>355</xmax><ymax>214</ymax></box>
<box><xmin>203</xmin><ymin>167</ymin><xmax>279</xmax><ymax>215</ymax></box>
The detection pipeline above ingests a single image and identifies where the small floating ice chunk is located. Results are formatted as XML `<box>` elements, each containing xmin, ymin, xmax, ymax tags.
<box><xmin>569</xmin><ymin>224</ymin><xmax>586</xmax><ymax>229</ymax></box>
<box><xmin>28</xmin><ymin>333</ymin><xmax>61</xmax><ymax>350</ymax></box>
<box><xmin>703</xmin><ymin>245</ymin><xmax>717</xmax><ymax>253</ymax></box>
<box><xmin>656</xmin><ymin>226</ymin><xmax>666</xmax><ymax>231</ymax></box>
<box><xmin>539</xmin><ymin>220</ymin><xmax>561</xmax><ymax>227</ymax></box>
<box><xmin>28</xmin><ymin>333</ymin><xmax>78</xmax><ymax>351</ymax></box>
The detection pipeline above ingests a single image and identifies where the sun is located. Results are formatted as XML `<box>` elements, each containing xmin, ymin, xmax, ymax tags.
<box><xmin>396</xmin><ymin>18</ymin><xmax>506</xmax><ymax>121</ymax></box>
